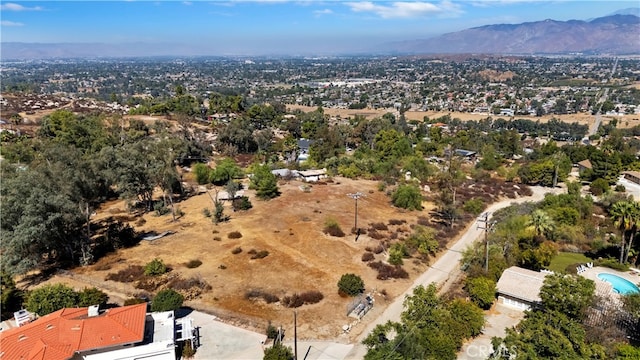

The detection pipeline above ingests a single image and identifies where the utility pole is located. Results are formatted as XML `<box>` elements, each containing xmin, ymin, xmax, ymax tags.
<box><xmin>477</xmin><ymin>212</ymin><xmax>495</xmax><ymax>273</ymax></box>
<box><xmin>347</xmin><ymin>192</ymin><xmax>363</xmax><ymax>236</ymax></box>
<box><xmin>294</xmin><ymin>311</ymin><xmax>298</xmax><ymax>360</ymax></box>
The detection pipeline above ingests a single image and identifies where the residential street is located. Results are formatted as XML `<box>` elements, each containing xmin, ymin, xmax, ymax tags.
<box><xmin>344</xmin><ymin>185</ymin><xmax>564</xmax><ymax>359</ymax></box>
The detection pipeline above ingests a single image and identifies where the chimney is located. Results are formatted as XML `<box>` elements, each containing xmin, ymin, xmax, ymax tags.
<box><xmin>88</xmin><ymin>305</ymin><xmax>100</xmax><ymax>317</ymax></box>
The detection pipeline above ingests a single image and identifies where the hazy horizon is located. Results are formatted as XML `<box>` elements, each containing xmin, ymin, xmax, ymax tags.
<box><xmin>1</xmin><ymin>1</ymin><xmax>638</xmax><ymax>56</ymax></box>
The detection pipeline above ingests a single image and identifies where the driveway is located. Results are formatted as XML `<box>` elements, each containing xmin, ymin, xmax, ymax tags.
<box><xmin>458</xmin><ymin>304</ymin><xmax>524</xmax><ymax>360</ymax></box>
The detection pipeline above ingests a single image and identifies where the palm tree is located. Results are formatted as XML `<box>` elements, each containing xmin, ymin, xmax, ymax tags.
<box><xmin>529</xmin><ymin>209</ymin><xmax>554</xmax><ymax>239</ymax></box>
<box><xmin>624</xmin><ymin>201</ymin><xmax>640</xmax><ymax>264</ymax></box>
<box><xmin>610</xmin><ymin>201</ymin><xmax>634</xmax><ymax>264</ymax></box>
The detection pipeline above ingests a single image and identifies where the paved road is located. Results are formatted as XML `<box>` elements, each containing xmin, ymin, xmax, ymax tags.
<box><xmin>588</xmin><ymin>58</ymin><xmax>617</xmax><ymax>137</ymax></box>
<box><xmin>344</xmin><ymin>186</ymin><xmax>564</xmax><ymax>359</ymax></box>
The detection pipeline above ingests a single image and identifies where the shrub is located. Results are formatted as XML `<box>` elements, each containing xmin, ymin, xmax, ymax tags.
<box><xmin>388</xmin><ymin>243</ymin><xmax>409</xmax><ymax>265</ymax></box>
<box><xmin>368</xmin><ymin>261</ymin><xmax>409</xmax><ymax>280</ymax></box>
<box><xmin>246</xmin><ymin>289</ymin><xmax>280</xmax><ymax>304</ymax></box>
<box><xmin>213</xmin><ymin>236</ymin><xmax>222</xmax><ymax>241</ymax></box>
<box><xmin>124</xmin><ymin>297</ymin><xmax>147</xmax><ymax>306</ymax></box>
<box><xmin>77</xmin><ymin>287</ymin><xmax>109</xmax><ymax>307</ymax></box>
<box><xmin>231</xmin><ymin>247</ymin><xmax>243</xmax><ymax>254</ymax></box>
<box><xmin>362</xmin><ymin>252</ymin><xmax>375</xmax><ymax>262</ymax></box>
<box><xmin>282</xmin><ymin>291</ymin><xmax>324</xmax><ymax>308</ymax></box>
<box><xmin>228</xmin><ymin>231</ymin><xmax>243</xmax><ymax>239</ymax></box>
<box><xmin>266</xmin><ymin>321</ymin><xmax>279</xmax><ymax>339</ymax></box>
<box><xmin>154</xmin><ymin>201</ymin><xmax>170</xmax><ymax>216</ymax></box>
<box><xmin>264</xmin><ymin>343</ymin><xmax>294</xmax><ymax>360</ymax></box>
<box><xmin>337</xmin><ymin>273</ymin><xmax>365</xmax><ymax>296</ymax></box>
<box><xmin>590</xmin><ymin>178</ymin><xmax>610</xmax><ymax>196</ymax></box>
<box><xmin>166</xmin><ymin>276</ymin><xmax>212</xmax><ymax>293</ymax></box>
<box><xmin>250</xmin><ymin>250</ymin><xmax>269</xmax><ymax>259</ymax></box>
<box><xmin>105</xmin><ymin>265</ymin><xmax>145</xmax><ymax>282</ymax></box>
<box><xmin>144</xmin><ymin>258</ymin><xmax>167</xmax><ymax>276</ymax></box>
<box><xmin>392</xmin><ymin>184</ymin><xmax>423</xmax><ymax>210</ymax></box>
<box><xmin>298</xmin><ymin>290</ymin><xmax>324</xmax><ymax>304</ymax></box>
<box><xmin>595</xmin><ymin>258</ymin><xmax>629</xmax><ymax>271</ymax></box>
<box><xmin>323</xmin><ymin>218</ymin><xmax>345</xmax><ymax>237</ymax></box>
<box><xmin>370</xmin><ymin>222</ymin><xmax>389</xmax><ymax>231</ymax></box>
<box><xmin>151</xmin><ymin>289</ymin><xmax>184</xmax><ymax>312</ymax></box>
<box><xmin>184</xmin><ymin>259</ymin><xmax>202</xmax><ymax>269</ymax></box>
<box><xmin>233</xmin><ymin>196</ymin><xmax>253</xmax><ymax>210</ymax></box>
<box><xmin>182</xmin><ymin>340</ymin><xmax>196</xmax><ymax>359</ymax></box>
<box><xmin>463</xmin><ymin>198</ymin><xmax>486</xmax><ymax>216</ymax></box>
<box><xmin>615</xmin><ymin>184</ymin><xmax>626</xmax><ymax>192</ymax></box>
<box><xmin>389</xmin><ymin>219</ymin><xmax>405</xmax><ymax>225</ymax></box>
<box><xmin>282</xmin><ymin>293</ymin><xmax>304</xmax><ymax>308</ymax></box>
<box><xmin>203</xmin><ymin>208</ymin><xmax>212</xmax><ymax>217</ymax></box>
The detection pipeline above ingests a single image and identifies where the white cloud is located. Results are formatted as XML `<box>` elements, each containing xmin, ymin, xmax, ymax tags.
<box><xmin>1</xmin><ymin>20</ymin><xmax>25</xmax><ymax>26</ymax></box>
<box><xmin>0</xmin><ymin>3</ymin><xmax>43</xmax><ymax>11</ymax></box>
<box><xmin>313</xmin><ymin>8</ymin><xmax>333</xmax><ymax>17</ymax></box>
<box><xmin>183</xmin><ymin>1</ymin><xmax>193</xmax><ymax>5</ymax></box>
<box><xmin>346</xmin><ymin>1</ymin><xmax>460</xmax><ymax>19</ymax></box>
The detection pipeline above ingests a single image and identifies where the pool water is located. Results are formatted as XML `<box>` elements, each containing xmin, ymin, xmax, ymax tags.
<box><xmin>597</xmin><ymin>273</ymin><xmax>640</xmax><ymax>295</ymax></box>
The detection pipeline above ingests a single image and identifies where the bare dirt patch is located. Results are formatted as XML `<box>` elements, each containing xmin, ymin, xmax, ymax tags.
<box><xmin>68</xmin><ymin>178</ymin><xmax>431</xmax><ymax>339</ymax></box>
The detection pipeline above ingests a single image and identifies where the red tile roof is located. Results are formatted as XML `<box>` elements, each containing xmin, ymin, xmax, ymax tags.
<box><xmin>0</xmin><ymin>303</ymin><xmax>147</xmax><ymax>360</ymax></box>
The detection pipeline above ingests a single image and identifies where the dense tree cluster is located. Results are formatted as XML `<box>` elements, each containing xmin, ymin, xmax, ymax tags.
<box><xmin>363</xmin><ymin>284</ymin><xmax>484</xmax><ymax>360</ymax></box>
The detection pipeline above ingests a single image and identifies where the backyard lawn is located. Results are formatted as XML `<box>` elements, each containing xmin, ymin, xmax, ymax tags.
<box><xmin>548</xmin><ymin>252</ymin><xmax>592</xmax><ymax>273</ymax></box>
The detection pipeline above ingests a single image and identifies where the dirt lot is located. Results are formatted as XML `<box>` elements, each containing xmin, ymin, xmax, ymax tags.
<box><xmin>287</xmin><ymin>105</ymin><xmax>640</xmax><ymax>129</ymax></box>
<box><xmin>57</xmin><ymin>177</ymin><xmax>437</xmax><ymax>340</ymax></box>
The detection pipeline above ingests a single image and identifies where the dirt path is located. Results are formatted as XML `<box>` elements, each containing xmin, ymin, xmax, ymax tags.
<box><xmin>344</xmin><ymin>185</ymin><xmax>565</xmax><ymax>359</ymax></box>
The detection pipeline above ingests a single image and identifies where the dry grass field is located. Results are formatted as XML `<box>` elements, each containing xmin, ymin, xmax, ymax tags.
<box><xmin>62</xmin><ymin>177</ymin><xmax>436</xmax><ymax>340</ymax></box>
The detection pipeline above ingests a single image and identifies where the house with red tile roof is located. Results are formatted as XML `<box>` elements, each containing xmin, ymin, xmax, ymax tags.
<box><xmin>0</xmin><ymin>303</ymin><xmax>192</xmax><ymax>360</ymax></box>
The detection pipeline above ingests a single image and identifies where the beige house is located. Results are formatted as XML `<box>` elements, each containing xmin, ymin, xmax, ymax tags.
<box><xmin>496</xmin><ymin>266</ymin><xmax>548</xmax><ymax>310</ymax></box>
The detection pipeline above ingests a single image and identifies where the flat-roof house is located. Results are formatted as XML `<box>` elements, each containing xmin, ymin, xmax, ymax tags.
<box><xmin>622</xmin><ymin>171</ymin><xmax>640</xmax><ymax>186</ymax></box>
<box><xmin>496</xmin><ymin>266</ymin><xmax>548</xmax><ymax>310</ymax></box>
<box><xmin>0</xmin><ymin>303</ymin><xmax>195</xmax><ymax>360</ymax></box>
<box><xmin>297</xmin><ymin>169</ymin><xmax>327</xmax><ymax>182</ymax></box>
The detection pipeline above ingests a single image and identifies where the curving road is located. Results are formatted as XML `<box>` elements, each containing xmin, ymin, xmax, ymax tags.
<box><xmin>344</xmin><ymin>185</ymin><xmax>564</xmax><ymax>359</ymax></box>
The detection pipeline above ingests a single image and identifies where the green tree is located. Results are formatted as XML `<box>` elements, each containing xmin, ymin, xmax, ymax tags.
<box><xmin>590</xmin><ymin>178</ymin><xmax>610</xmax><ymax>196</ymax></box>
<box><xmin>465</xmin><ymin>276</ymin><xmax>496</xmax><ymax>310</ymax></box>
<box><xmin>211</xmin><ymin>158</ymin><xmax>243</xmax><ymax>185</ymax></box>
<box><xmin>250</xmin><ymin>164</ymin><xmax>280</xmax><ymax>200</ymax></box>
<box><xmin>25</xmin><ymin>284</ymin><xmax>79</xmax><ymax>316</ymax></box>
<box><xmin>491</xmin><ymin>310</ymin><xmax>605</xmax><ymax>359</ymax></box>
<box><xmin>539</xmin><ymin>273</ymin><xmax>595</xmax><ymax>320</ymax></box>
<box><xmin>610</xmin><ymin>201</ymin><xmax>635</xmax><ymax>264</ymax></box>
<box><xmin>77</xmin><ymin>287</ymin><xmax>109</xmax><ymax>307</ymax></box>
<box><xmin>1</xmin><ymin>271</ymin><xmax>24</xmax><ymax>320</ymax></box>
<box><xmin>391</xmin><ymin>184</ymin><xmax>422</xmax><ymax>210</ymax></box>
<box><xmin>406</xmin><ymin>225</ymin><xmax>438</xmax><ymax>258</ymax></box>
<box><xmin>263</xmin><ymin>343</ymin><xmax>294</xmax><ymax>360</ymax></box>
<box><xmin>528</xmin><ymin>209</ymin><xmax>554</xmax><ymax>239</ymax></box>
<box><xmin>151</xmin><ymin>289</ymin><xmax>184</xmax><ymax>312</ymax></box>
<box><xmin>337</xmin><ymin>273</ymin><xmax>365</xmax><ymax>296</ymax></box>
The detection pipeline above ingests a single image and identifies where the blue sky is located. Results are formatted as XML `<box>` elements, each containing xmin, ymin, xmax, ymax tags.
<box><xmin>0</xmin><ymin>1</ymin><xmax>637</xmax><ymax>54</ymax></box>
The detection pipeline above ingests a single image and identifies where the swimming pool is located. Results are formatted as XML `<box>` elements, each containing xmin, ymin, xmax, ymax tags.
<box><xmin>597</xmin><ymin>273</ymin><xmax>640</xmax><ymax>295</ymax></box>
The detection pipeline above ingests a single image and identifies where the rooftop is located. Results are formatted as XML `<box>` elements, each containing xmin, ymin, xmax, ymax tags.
<box><xmin>496</xmin><ymin>266</ymin><xmax>548</xmax><ymax>304</ymax></box>
<box><xmin>0</xmin><ymin>303</ymin><xmax>147</xmax><ymax>360</ymax></box>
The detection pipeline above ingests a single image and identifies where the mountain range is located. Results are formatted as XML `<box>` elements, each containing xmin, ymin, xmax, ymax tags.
<box><xmin>384</xmin><ymin>14</ymin><xmax>640</xmax><ymax>55</ymax></box>
<box><xmin>2</xmin><ymin>13</ymin><xmax>639</xmax><ymax>59</ymax></box>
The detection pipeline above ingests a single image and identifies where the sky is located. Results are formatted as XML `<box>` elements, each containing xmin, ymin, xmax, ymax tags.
<box><xmin>0</xmin><ymin>1</ymin><xmax>638</xmax><ymax>55</ymax></box>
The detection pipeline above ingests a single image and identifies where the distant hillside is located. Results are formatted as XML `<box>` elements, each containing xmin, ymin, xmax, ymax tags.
<box><xmin>385</xmin><ymin>14</ymin><xmax>640</xmax><ymax>55</ymax></box>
